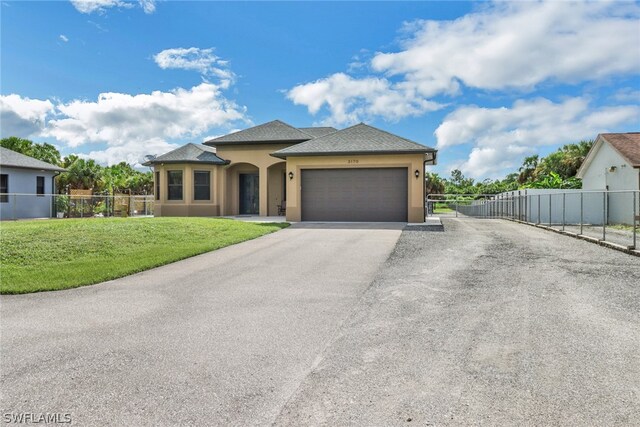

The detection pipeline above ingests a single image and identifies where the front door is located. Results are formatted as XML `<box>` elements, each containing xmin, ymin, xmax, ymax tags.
<box><xmin>239</xmin><ymin>173</ymin><xmax>259</xmax><ymax>214</ymax></box>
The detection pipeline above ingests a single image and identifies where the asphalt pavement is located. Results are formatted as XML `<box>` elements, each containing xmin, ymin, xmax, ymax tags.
<box><xmin>2</xmin><ymin>218</ymin><xmax>639</xmax><ymax>426</ymax></box>
<box><xmin>0</xmin><ymin>223</ymin><xmax>403</xmax><ymax>426</ymax></box>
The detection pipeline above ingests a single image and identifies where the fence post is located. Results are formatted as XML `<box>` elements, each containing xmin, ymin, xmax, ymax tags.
<box><xmin>455</xmin><ymin>196</ymin><xmax>458</xmax><ymax>218</ymax></box>
<box><xmin>549</xmin><ymin>193</ymin><xmax>552</xmax><ymax>228</ymax></box>
<box><xmin>562</xmin><ymin>193</ymin><xmax>566</xmax><ymax>232</ymax></box>
<box><xmin>633</xmin><ymin>191</ymin><xmax>637</xmax><ymax>249</ymax></box>
<box><xmin>12</xmin><ymin>193</ymin><xmax>17</xmax><ymax>220</ymax></box>
<box><xmin>580</xmin><ymin>192</ymin><xmax>584</xmax><ymax>235</ymax></box>
<box><xmin>602</xmin><ymin>191</ymin><xmax>606</xmax><ymax>241</ymax></box>
<box><xmin>80</xmin><ymin>197</ymin><xmax>84</xmax><ymax>218</ymax></box>
<box><xmin>537</xmin><ymin>194</ymin><xmax>541</xmax><ymax>225</ymax></box>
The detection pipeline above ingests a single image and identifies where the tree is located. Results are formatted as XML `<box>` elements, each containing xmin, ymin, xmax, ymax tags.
<box><xmin>425</xmin><ymin>172</ymin><xmax>445</xmax><ymax>195</ymax></box>
<box><xmin>445</xmin><ymin>169</ymin><xmax>475</xmax><ymax>194</ymax></box>
<box><xmin>1</xmin><ymin>137</ymin><xmax>61</xmax><ymax>165</ymax></box>
<box><xmin>518</xmin><ymin>155</ymin><xmax>539</xmax><ymax>184</ymax></box>
<box><xmin>57</xmin><ymin>157</ymin><xmax>102</xmax><ymax>191</ymax></box>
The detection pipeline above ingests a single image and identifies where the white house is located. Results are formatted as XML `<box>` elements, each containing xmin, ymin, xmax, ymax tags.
<box><xmin>577</xmin><ymin>132</ymin><xmax>640</xmax><ymax>225</ymax></box>
<box><xmin>577</xmin><ymin>133</ymin><xmax>640</xmax><ymax>191</ymax></box>
<box><xmin>0</xmin><ymin>147</ymin><xmax>66</xmax><ymax>220</ymax></box>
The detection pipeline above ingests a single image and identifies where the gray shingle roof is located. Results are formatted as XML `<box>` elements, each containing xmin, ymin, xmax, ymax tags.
<box><xmin>271</xmin><ymin>123</ymin><xmax>436</xmax><ymax>158</ymax></box>
<box><xmin>0</xmin><ymin>146</ymin><xmax>66</xmax><ymax>172</ymax></box>
<box><xmin>143</xmin><ymin>143</ymin><xmax>228</xmax><ymax>166</ymax></box>
<box><xmin>298</xmin><ymin>127</ymin><xmax>338</xmax><ymax>138</ymax></box>
<box><xmin>205</xmin><ymin>120</ymin><xmax>313</xmax><ymax>146</ymax></box>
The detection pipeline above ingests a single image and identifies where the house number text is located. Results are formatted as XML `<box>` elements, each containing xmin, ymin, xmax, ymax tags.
<box><xmin>347</xmin><ymin>159</ymin><xmax>359</xmax><ymax>164</ymax></box>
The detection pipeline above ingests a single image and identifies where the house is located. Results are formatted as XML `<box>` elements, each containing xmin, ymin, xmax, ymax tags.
<box><xmin>577</xmin><ymin>132</ymin><xmax>640</xmax><ymax>191</ymax></box>
<box><xmin>145</xmin><ymin>120</ymin><xmax>437</xmax><ymax>222</ymax></box>
<box><xmin>0</xmin><ymin>147</ymin><xmax>67</xmax><ymax>220</ymax></box>
<box><xmin>577</xmin><ymin>132</ymin><xmax>640</xmax><ymax>225</ymax></box>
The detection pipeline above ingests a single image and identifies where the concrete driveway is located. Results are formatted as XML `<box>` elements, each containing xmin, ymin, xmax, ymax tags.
<box><xmin>0</xmin><ymin>223</ymin><xmax>403</xmax><ymax>426</ymax></box>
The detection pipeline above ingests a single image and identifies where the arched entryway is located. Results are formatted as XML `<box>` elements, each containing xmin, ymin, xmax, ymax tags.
<box><xmin>225</xmin><ymin>162</ymin><xmax>260</xmax><ymax>215</ymax></box>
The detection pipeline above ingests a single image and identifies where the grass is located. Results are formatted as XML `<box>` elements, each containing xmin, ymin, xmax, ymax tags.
<box><xmin>608</xmin><ymin>223</ymin><xmax>639</xmax><ymax>232</ymax></box>
<box><xmin>433</xmin><ymin>207</ymin><xmax>455</xmax><ymax>214</ymax></box>
<box><xmin>0</xmin><ymin>217</ymin><xmax>288</xmax><ymax>294</ymax></box>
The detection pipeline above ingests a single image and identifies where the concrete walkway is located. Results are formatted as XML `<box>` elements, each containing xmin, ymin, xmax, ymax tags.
<box><xmin>0</xmin><ymin>224</ymin><xmax>403</xmax><ymax>426</ymax></box>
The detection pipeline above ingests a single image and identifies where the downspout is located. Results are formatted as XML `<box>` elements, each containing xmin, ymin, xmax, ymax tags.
<box><xmin>423</xmin><ymin>159</ymin><xmax>427</xmax><ymax>221</ymax></box>
<box><xmin>52</xmin><ymin>171</ymin><xmax>62</xmax><ymax>218</ymax></box>
<box><xmin>423</xmin><ymin>151</ymin><xmax>437</xmax><ymax>221</ymax></box>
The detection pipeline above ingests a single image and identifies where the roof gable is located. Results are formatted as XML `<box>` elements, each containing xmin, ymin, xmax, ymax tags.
<box><xmin>271</xmin><ymin>123</ymin><xmax>436</xmax><ymax>158</ymax></box>
<box><xmin>0</xmin><ymin>147</ymin><xmax>66</xmax><ymax>172</ymax></box>
<box><xmin>601</xmin><ymin>133</ymin><xmax>640</xmax><ymax>167</ymax></box>
<box><xmin>144</xmin><ymin>143</ymin><xmax>228</xmax><ymax>165</ymax></box>
<box><xmin>205</xmin><ymin>120</ymin><xmax>313</xmax><ymax>146</ymax></box>
<box><xmin>577</xmin><ymin>132</ymin><xmax>640</xmax><ymax>177</ymax></box>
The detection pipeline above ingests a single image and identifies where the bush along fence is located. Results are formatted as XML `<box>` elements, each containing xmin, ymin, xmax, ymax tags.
<box><xmin>0</xmin><ymin>193</ymin><xmax>155</xmax><ymax>220</ymax></box>
<box><xmin>426</xmin><ymin>190</ymin><xmax>640</xmax><ymax>255</ymax></box>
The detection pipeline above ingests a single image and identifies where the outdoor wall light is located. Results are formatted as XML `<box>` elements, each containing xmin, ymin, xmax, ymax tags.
<box><xmin>608</xmin><ymin>166</ymin><xmax>617</xmax><ymax>173</ymax></box>
<box><xmin>288</xmin><ymin>171</ymin><xmax>294</xmax><ymax>180</ymax></box>
<box><xmin>415</xmin><ymin>169</ymin><xmax>420</xmax><ymax>178</ymax></box>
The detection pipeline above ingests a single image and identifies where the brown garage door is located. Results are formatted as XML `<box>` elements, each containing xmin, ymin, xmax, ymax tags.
<box><xmin>301</xmin><ymin>168</ymin><xmax>408</xmax><ymax>222</ymax></box>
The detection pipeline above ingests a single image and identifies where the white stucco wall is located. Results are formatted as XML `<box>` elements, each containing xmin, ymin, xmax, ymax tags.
<box><xmin>581</xmin><ymin>141</ymin><xmax>640</xmax><ymax>191</ymax></box>
<box><xmin>0</xmin><ymin>167</ymin><xmax>58</xmax><ymax>220</ymax></box>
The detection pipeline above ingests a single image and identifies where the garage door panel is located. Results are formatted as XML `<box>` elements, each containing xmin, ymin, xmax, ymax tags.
<box><xmin>301</xmin><ymin>168</ymin><xmax>408</xmax><ymax>222</ymax></box>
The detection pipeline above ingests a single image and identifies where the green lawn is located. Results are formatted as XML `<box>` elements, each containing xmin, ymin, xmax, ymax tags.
<box><xmin>0</xmin><ymin>217</ymin><xmax>288</xmax><ymax>294</ymax></box>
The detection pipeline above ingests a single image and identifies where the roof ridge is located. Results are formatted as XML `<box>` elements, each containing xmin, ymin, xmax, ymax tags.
<box><xmin>353</xmin><ymin>122</ymin><xmax>425</xmax><ymax>147</ymax></box>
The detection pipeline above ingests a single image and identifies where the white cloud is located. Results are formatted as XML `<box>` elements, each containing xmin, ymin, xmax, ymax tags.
<box><xmin>81</xmin><ymin>138</ymin><xmax>176</xmax><ymax>167</ymax></box>
<box><xmin>154</xmin><ymin>47</ymin><xmax>234</xmax><ymax>82</ymax></box>
<box><xmin>59</xmin><ymin>34</ymin><xmax>69</xmax><ymax>42</ymax></box>
<box><xmin>138</xmin><ymin>0</ymin><xmax>155</xmax><ymax>14</ymax></box>
<box><xmin>70</xmin><ymin>0</ymin><xmax>155</xmax><ymax>14</ymax></box>
<box><xmin>1</xmin><ymin>82</ymin><xmax>247</xmax><ymax>165</ymax></box>
<box><xmin>70</xmin><ymin>0</ymin><xmax>129</xmax><ymax>14</ymax></box>
<box><xmin>0</xmin><ymin>94</ymin><xmax>55</xmax><ymax>138</ymax></box>
<box><xmin>287</xmin><ymin>72</ymin><xmax>442</xmax><ymax>126</ymax></box>
<box><xmin>44</xmin><ymin>82</ymin><xmax>246</xmax><ymax>148</ymax></box>
<box><xmin>286</xmin><ymin>1</ymin><xmax>640</xmax><ymax>124</ymax></box>
<box><xmin>374</xmin><ymin>1</ymin><xmax>639</xmax><ymax>95</ymax></box>
<box><xmin>435</xmin><ymin>97</ymin><xmax>640</xmax><ymax>178</ymax></box>
<box><xmin>612</xmin><ymin>87</ymin><xmax>640</xmax><ymax>103</ymax></box>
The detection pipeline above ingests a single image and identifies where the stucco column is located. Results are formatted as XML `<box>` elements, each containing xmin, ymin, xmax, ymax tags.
<box><xmin>219</xmin><ymin>167</ymin><xmax>227</xmax><ymax>216</ymax></box>
<box><xmin>259</xmin><ymin>167</ymin><xmax>268</xmax><ymax>216</ymax></box>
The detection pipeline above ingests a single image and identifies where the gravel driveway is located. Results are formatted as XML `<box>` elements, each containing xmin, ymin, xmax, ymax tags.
<box><xmin>276</xmin><ymin>218</ymin><xmax>640</xmax><ymax>426</ymax></box>
<box><xmin>2</xmin><ymin>218</ymin><xmax>638</xmax><ymax>426</ymax></box>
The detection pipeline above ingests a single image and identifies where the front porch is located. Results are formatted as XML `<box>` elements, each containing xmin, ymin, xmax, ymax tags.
<box><xmin>222</xmin><ymin>160</ymin><xmax>287</xmax><ymax>217</ymax></box>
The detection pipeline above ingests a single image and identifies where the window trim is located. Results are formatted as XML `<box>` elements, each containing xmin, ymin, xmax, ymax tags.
<box><xmin>193</xmin><ymin>170</ymin><xmax>211</xmax><ymax>201</ymax></box>
<box><xmin>167</xmin><ymin>170</ymin><xmax>183</xmax><ymax>201</ymax></box>
<box><xmin>0</xmin><ymin>174</ymin><xmax>7</xmax><ymax>203</ymax></box>
<box><xmin>36</xmin><ymin>176</ymin><xmax>45</xmax><ymax>196</ymax></box>
<box><xmin>155</xmin><ymin>172</ymin><xmax>160</xmax><ymax>201</ymax></box>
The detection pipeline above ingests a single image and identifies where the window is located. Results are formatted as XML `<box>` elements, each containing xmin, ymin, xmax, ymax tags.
<box><xmin>36</xmin><ymin>176</ymin><xmax>45</xmax><ymax>196</ymax></box>
<box><xmin>0</xmin><ymin>174</ymin><xmax>7</xmax><ymax>203</ymax></box>
<box><xmin>194</xmin><ymin>171</ymin><xmax>211</xmax><ymax>201</ymax></box>
<box><xmin>155</xmin><ymin>172</ymin><xmax>160</xmax><ymax>200</ymax></box>
<box><xmin>167</xmin><ymin>170</ymin><xmax>183</xmax><ymax>200</ymax></box>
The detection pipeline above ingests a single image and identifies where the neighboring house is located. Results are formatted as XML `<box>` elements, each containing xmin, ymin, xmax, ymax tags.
<box><xmin>145</xmin><ymin>120</ymin><xmax>437</xmax><ymax>222</ymax></box>
<box><xmin>577</xmin><ymin>132</ymin><xmax>640</xmax><ymax>191</ymax></box>
<box><xmin>577</xmin><ymin>132</ymin><xmax>640</xmax><ymax>225</ymax></box>
<box><xmin>0</xmin><ymin>147</ymin><xmax>66</xmax><ymax>220</ymax></box>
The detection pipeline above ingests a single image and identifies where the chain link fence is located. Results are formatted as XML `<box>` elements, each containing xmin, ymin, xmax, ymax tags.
<box><xmin>0</xmin><ymin>193</ymin><xmax>155</xmax><ymax>220</ymax></box>
<box><xmin>426</xmin><ymin>190</ymin><xmax>640</xmax><ymax>252</ymax></box>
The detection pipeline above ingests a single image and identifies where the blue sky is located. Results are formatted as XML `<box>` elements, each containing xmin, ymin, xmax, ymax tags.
<box><xmin>1</xmin><ymin>1</ymin><xmax>639</xmax><ymax>179</ymax></box>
